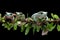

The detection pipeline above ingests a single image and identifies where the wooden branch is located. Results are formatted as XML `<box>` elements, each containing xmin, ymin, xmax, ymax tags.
<box><xmin>0</xmin><ymin>13</ymin><xmax>60</xmax><ymax>26</ymax></box>
<box><xmin>21</xmin><ymin>18</ymin><xmax>60</xmax><ymax>26</ymax></box>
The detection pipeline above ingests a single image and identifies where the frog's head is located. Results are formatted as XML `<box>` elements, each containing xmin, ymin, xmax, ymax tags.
<box><xmin>5</xmin><ymin>12</ymin><xmax>12</xmax><ymax>16</ymax></box>
<box><xmin>37</xmin><ymin>11</ymin><xmax>48</xmax><ymax>17</ymax></box>
<box><xmin>38</xmin><ymin>11</ymin><xmax>47</xmax><ymax>15</ymax></box>
<box><xmin>16</xmin><ymin>12</ymin><xmax>23</xmax><ymax>15</ymax></box>
<box><xmin>42</xmin><ymin>12</ymin><xmax>47</xmax><ymax>15</ymax></box>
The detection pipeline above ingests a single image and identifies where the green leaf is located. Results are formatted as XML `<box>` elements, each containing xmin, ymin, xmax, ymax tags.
<box><xmin>7</xmin><ymin>22</ymin><xmax>13</xmax><ymax>30</ymax></box>
<box><xmin>32</xmin><ymin>24</ymin><xmax>36</xmax><ymax>34</ymax></box>
<box><xmin>7</xmin><ymin>27</ymin><xmax>11</xmax><ymax>30</ymax></box>
<box><xmin>2</xmin><ymin>20</ymin><xmax>5</xmax><ymax>22</ymax></box>
<box><xmin>2</xmin><ymin>23</ymin><xmax>8</xmax><ymax>28</ymax></box>
<box><xmin>46</xmin><ymin>22</ymin><xmax>56</xmax><ymax>31</ymax></box>
<box><xmin>25</xmin><ymin>27</ymin><xmax>30</xmax><ymax>35</ymax></box>
<box><xmin>57</xmin><ymin>25</ymin><xmax>60</xmax><ymax>31</ymax></box>
<box><xmin>33</xmin><ymin>27</ymin><xmax>35</xmax><ymax>35</ymax></box>
<box><xmin>33</xmin><ymin>25</ymin><xmax>36</xmax><ymax>34</ymax></box>
<box><xmin>25</xmin><ymin>23</ymin><xmax>31</xmax><ymax>35</ymax></box>
<box><xmin>53</xmin><ymin>14</ymin><xmax>59</xmax><ymax>19</ymax></box>
<box><xmin>4</xmin><ymin>23</ymin><xmax>8</xmax><ymax>28</ymax></box>
<box><xmin>2</xmin><ymin>23</ymin><xmax>5</xmax><ymax>26</ymax></box>
<box><xmin>3</xmin><ymin>22</ymin><xmax>11</xmax><ymax>30</ymax></box>
<box><xmin>20</xmin><ymin>22</ymin><xmax>26</xmax><ymax>32</ymax></box>
<box><xmin>25</xmin><ymin>24</ymin><xmax>29</xmax><ymax>27</ymax></box>
<box><xmin>32</xmin><ymin>24</ymin><xmax>37</xmax><ymax>34</ymax></box>
<box><xmin>1</xmin><ymin>17</ymin><xmax>5</xmax><ymax>22</ymax></box>
<box><xmin>51</xmin><ymin>13</ymin><xmax>54</xmax><ymax>18</ymax></box>
<box><xmin>13</xmin><ymin>23</ymin><xmax>18</xmax><ymax>30</ymax></box>
<box><xmin>48</xmin><ymin>24</ymin><xmax>56</xmax><ymax>31</ymax></box>
<box><xmin>14</xmin><ymin>18</ymin><xmax>17</xmax><ymax>22</ymax></box>
<box><xmin>36</xmin><ymin>26</ymin><xmax>41</xmax><ymax>32</ymax></box>
<box><xmin>51</xmin><ymin>13</ymin><xmax>59</xmax><ymax>19</ymax></box>
<box><xmin>21</xmin><ymin>24</ymin><xmax>25</xmax><ymax>32</ymax></box>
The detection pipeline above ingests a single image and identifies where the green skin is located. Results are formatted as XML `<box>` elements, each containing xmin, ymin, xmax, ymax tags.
<box><xmin>16</xmin><ymin>12</ymin><xmax>25</xmax><ymax>20</ymax></box>
<box><xmin>31</xmin><ymin>11</ymin><xmax>48</xmax><ymax>22</ymax></box>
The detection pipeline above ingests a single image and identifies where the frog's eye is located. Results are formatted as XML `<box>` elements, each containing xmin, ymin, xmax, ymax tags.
<box><xmin>20</xmin><ymin>13</ymin><xmax>23</xmax><ymax>15</ymax></box>
<box><xmin>10</xmin><ymin>13</ymin><xmax>12</xmax><ymax>15</ymax></box>
<box><xmin>41</xmin><ymin>13</ymin><xmax>43</xmax><ymax>14</ymax></box>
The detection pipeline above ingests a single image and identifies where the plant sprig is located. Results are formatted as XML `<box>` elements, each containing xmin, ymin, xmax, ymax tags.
<box><xmin>0</xmin><ymin>13</ymin><xmax>60</xmax><ymax>36</ymax></box>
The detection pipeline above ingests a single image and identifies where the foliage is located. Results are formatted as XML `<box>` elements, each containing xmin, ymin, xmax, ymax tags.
<box><xmin>51</xmin><ymin>13</ymin><xmax>59</xmax><ymax>19</ymax></box>
<box><xmin>57</xmin><ymin>24</ymin><xmax>60</xmax><ymax>31</ymax></box>
<box><xmin>0</xmin><ymin>13</ymin><xmax>60</xmax><ymax>36</ymax></box>
<box><xmin>46</xmin><ymin>22</ymin><xmax>56</xmax><ymax>31</ymax></box>
<box><xmin>25</xmin><ymin>23</ymin><xmax>31</xmax><ymax>35</ymax></box>
<box><xmin>2</xmin><ymin>22</ymin><xmax>13</xmax><ymax>30</ymax></box>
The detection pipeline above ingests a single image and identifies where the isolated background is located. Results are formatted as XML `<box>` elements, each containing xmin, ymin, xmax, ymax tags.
<box><xmin>0</xmin><ymin>0</ymin><xmax>60</xmax><ymax>40</ymax></box>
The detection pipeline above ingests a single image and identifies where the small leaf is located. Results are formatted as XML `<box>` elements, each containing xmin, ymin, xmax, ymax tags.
<box><xmin>53</xmin><ymin>14</ymin><xmax>59</xmax><ymax>19</ymax></box>
<box><xmin>5</xmin><ymin>26</ymin><xmax>7</xmax><ymax>28</ymax></box>
<box><xmin>51</xmin><ymin>13</ymin><xmax>59</xmax><ymax>19</ymax></box>
<box><xmin>36</xmin><ymin>26</ymin><xmax>41</xmax><ymax>32</ymax></box>
<box><xmin>49</xmin><ymin>24</ymin><xmax>56</xmax><ymax>31</ymax></box>
<box><xmin>21</xmin><ymin>24</ymin><xmax>25</xmax><ymax>32</ymax></box>
<box><xmin>25</xmin><ymin>23</ymin><xmax>31</xmax><ymax>35</ymax></box>
<box><xmin>2</xmin><ymin>23</ymin><xmax>8</xmax><ymax>28</ymax></box>
<box><xmin>2</xmin><ymin>23</ymin><xmax>5</xmax><ymax>26</ymax></box>
<box><xmin>20</xmin><ymin>22</ymin><xmax>26</xmax><ymax>32</ymax></box>
<box><xmin>25</xmin><ymin>24</ymin><xmax>29</xmax><ymax>27</ymax></box>
<box><xmin>7</xmin><ymin>28</ymin><xmax>11</xmax><ymax>30</ymax></box>
<box><xmin>7</xmin><ymin>22</ymin><xmax>13</xmax><ymax>30</ymax></box>
<box><xmin>2</xmin><ymin>20</ymin><xmax>5</xmax><ymax>22</ymax></box>
<box><xmin>1</xmin><ymin>16</ymin><xmax>5</xmax><ymax>22</ymax></box>
<box><xmin>33</xmin><ymin>26</ymin><xmax>36</xmax><ymax>34</ymax></box>
<box><xmin>14</xmin><ymin>18</ymin><xmax>17</xmax><ymax>22</ymax></box>
<box><xmin>51</xmin><ymin>13</ymin><xmax>54</xmax><ymax>18</ymax></box>
<box><xmin>3</xmin><ymin>22</ymin><xmax>11</xmax><ymax>30</ymax></box>
<box><xmin>13</xmin><ymin>23</ymin><xmax>18</xmax><ymax>30</ymax></box>
<box><xmin>57</xmin><ymin>25</ymin><xmax>60</xmax><ymax>31</ymax></box>
<box><xmin>25</xmin><ymin>27</ymin><xmax>30</xmax><ymax>35</ymax></box>
<box><xmin>4</xmin><ymin>23</ymin><xmax>8</xmax><ymax>28</ymax></box>
<box><xmin>32</xmin><ymin>24</ymin><xmax>36</xmax><ymax>34</ymax></box>
<box><xmin>46</xmin><ymin>22</ymin><xmax>56</xmax><ymax>31</ymax></box>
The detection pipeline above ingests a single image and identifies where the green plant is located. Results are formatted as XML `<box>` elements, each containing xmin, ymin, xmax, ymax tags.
<box><xmin>0</xmin><ymin>12</ymin><xmax>60</xmax><ymax>36</ymax></box>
